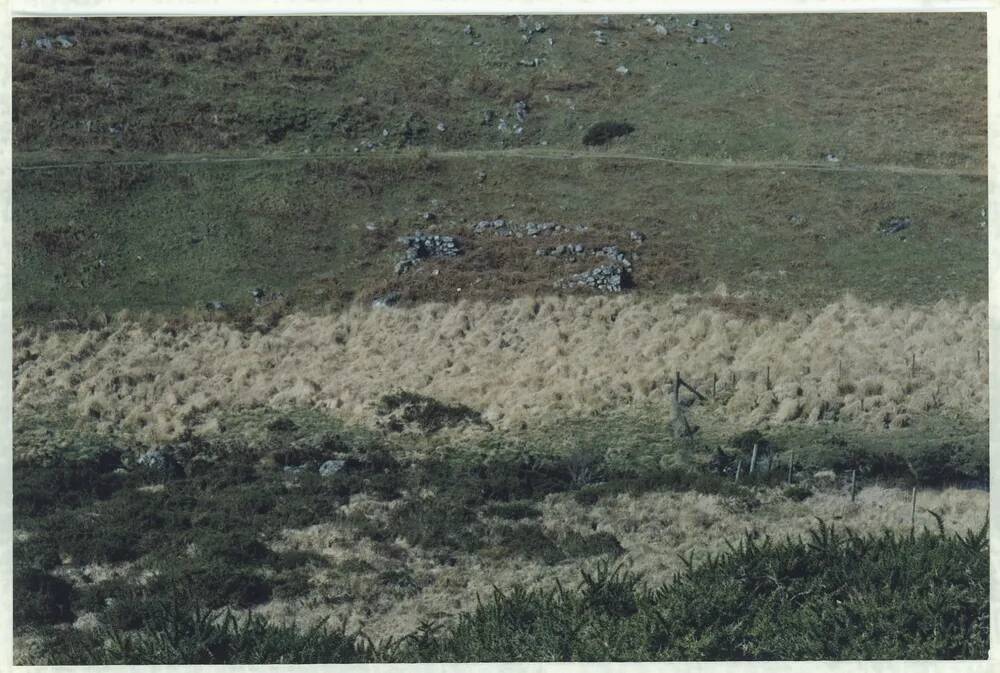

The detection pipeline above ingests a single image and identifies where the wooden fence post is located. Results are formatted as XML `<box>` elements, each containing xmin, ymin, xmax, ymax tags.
<box><xmin>674</xmin><ymin>371</ymin><xmax>680</xmax><ymax>402</ymax></box>
<box><xmin>787</xmin><ymin>452</ymin><xmax>793</xmax><ymax>484</ymax></box>
<box><xmin>735</xmin><ymin>460</ymin><xmax>742</xmax><ymax>483</ymax></box>
<box><xmin>713</xmin><ymin>373</ymin><xmax>717</xmax><ymax>399</ymax></box>
<box><xmin>766</xmin><ymin>366</ymin><xmax>771</xmax><ymax>390</ymax></box>
<box><xmin>749</xmin><ymin>443</ymin><xmax>758</xmax><ymax>476</ymax></box>
<box><xmin>910</xmin><ymin>486</ymin><xmax>917</xmax><ymax>530</ymax></box>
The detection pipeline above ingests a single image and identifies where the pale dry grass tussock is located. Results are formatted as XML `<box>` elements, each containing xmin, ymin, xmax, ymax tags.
<box><xmin>254</xmin><ymin>484</ymin><xmax>986</xmax><ymax>638</ymax></box>
<box><xmin>541</xmin><ymin>484</ymin><xmax>989</xmax><ymax>589</ymax></box>
<box><xmin>13</xmin><ymin>292</ymin><xmax>987</xmax><ymax>446</ymax></box>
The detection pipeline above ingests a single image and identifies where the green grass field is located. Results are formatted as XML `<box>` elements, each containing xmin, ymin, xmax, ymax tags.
<box><xmin>12</xmin><ymin>14</ymin><xmax>987</xmax><ymax>323</ymax></box>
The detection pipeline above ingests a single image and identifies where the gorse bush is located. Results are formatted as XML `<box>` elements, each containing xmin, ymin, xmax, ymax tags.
<box><xmin>30</xmin><ymin>520</ymin><xmax>988</xmax><ymax>663</ymax></box>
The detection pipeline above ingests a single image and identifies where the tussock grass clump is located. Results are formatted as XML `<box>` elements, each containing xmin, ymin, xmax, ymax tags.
<box><xmin>12</xmin><ymin>296</ymin><xmax>987</xmax><ymax>446</ymax></box>
<box><xmin>782</xmin><ymin>485</ymin><xmax>813</xmax><ymax>502</ymax></box>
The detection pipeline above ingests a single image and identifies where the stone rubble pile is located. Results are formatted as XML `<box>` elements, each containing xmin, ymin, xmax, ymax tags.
<box><xmin>536</xmin><ymin>243</ymin><xmax>586</xmax><ymax>257</ymax></box>
<box><xmin>557</xmin><ymin>264</ymin><xmax>628</xmax><ymax>293</ymax></box>
<box><xmin>595</xmin><ymin>244</ymin><xmax>632</xmax><ymax>270</ymax></box>
<box><xmin>471</xmin><ymin>219</ymin><xmax>590</xmax><ymax>237</ymax></box>
<box><xmin>395</xmin><ymin>233</ymin><xmax>461</xmax><ymax>274</ymax></box>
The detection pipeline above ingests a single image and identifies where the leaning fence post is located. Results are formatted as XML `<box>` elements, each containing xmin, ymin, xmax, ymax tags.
<box><xmin>735</xmin><ymin>460</ymin><xmax>743</xmax><ymax>483</ymax></box>
<box><xmin>749</xmin><ymin>443</ymin><xmax>758</xmax><ymax>476</ymax></box>
<box><xmin>765</xmin><ymin>366</ymin><xmax>771</xmax><ymax>390</ymax></box>
<box><xmin>850</xmin><ymin>469</ymin><xmax>857</xmax><ymax>502</ymax></box>
<box><xmin>910</xmin><ymin>486</ymin><xmax>917</xmax><ymax>530</ymax></box>
<box><xmin>674</xmin><ymin>371</ymin><xmax>680</xmax><ymax>402</ymax></box>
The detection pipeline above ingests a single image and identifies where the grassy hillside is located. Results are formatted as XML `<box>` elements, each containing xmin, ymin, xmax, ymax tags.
<box><xmin>11</xmin><ymin>14</ymin><xmax>987</xmax><ymax>166</ymax></box>
<box><xmin>12</xmin><ymin>157</ymin><xmax>987</xmax><ymax>323</ymax></box>
<box><xmin>12</xmin><ymin>14</ymin><xmax>988</xmax><ymax>324</ymax></box>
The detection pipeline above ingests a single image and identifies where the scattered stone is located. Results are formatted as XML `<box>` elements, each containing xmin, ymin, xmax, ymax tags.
<box><xmin>514</xmin><ymin>126</ymin><xmax>524</xmax><ymax>135</ymax></box>
<box><xmin>251</xmin><ymin>288</ymin><xmax>265</xmax><ymax>304</ymax></box>
<box><xmin>18</xmin><ymin>38</ymin><xmax>27</xmax><ymax>49</ymax></box>
<box><xmin>688</xmin><ymin>19</ymin><xmax>699</xmax><ymax>27</ymax></box>
<box><xmin>518</xmin><ymin>58</ymin><xmax>540</xmax><ymax>67</ymax></box>
<box><xmin>629</xmin><ymin>230</ymin><xmax>646</xmax><ymax>243</ymax></box>
<box><xmin>372</xmin><ymin>291</ymin><xmax>401</xmax><ymax>308</ymax></box>
<box><xmin>514</xmin><ymin>100</ymin><xmax>529</xmax><ymax>122</ymax></box>
<box><xmin>473</xmin><ymin>219</ymin><xmax>588</xmax><ymax>238</ymax></box>
<box><xmin>789</xmin><ymin>213</ymin><xmax>804</xmax><ymax>225</ymax></box>
<box><xmin>463</xmin><ymin>24</ymin><xmax>473</xmax><ymax>35</ymax></box>
<box><xmin>615</xmin><ymin>65</ymin><xmax>630</xmax><ymax>76</ymax></box>
<box><xmin>55</xmin><ymin>34</ymin><xmax>77</xmax><ymax>48</ymax></box>
<box><xmin>205</xmin><ymin>300</ymin><xmax>226</xmax><ymax>311</ymax></box>
<box><xmin>595</xmin><ymin>245</ymin><xmax>632</xmax><ymax>269</ymax></box>
<box><xmin>319</xmin><ymin>459</ymin><xmax>346</xmax><ymax>477</ymax></box>
<box><xmin>476</xmin><ymin>170</ymin><xmax>487</xmax><ymax>183</ymax></box>
<box><xmin>436</xmin><ymin>122</ymin><xmax>447</xmax><ymax>132</ymax></box>
<box><xmin>536</xmin><ymin>243</ymin><xmax>588</xmax><ymax>258</ymax></box>
<box><xmin>597</xmin><ymin>15</ymin><xmax>611</xmax><ymax>27</ymax></box>
<box><xmin>825</xmin><ymin>153</ymin><xmax>840</xmax><ymax>162</ymax></box>
<box><xmin>694</xmin><ymin>36</ymin><xmax>707</xmax><ymax>44</ymax></box>
<box><xmin>593</xmin><ymin>30</ymin><xmax>608</xmax><ymax>45</ymax></box>
<box><xmin>422</xmin><ymin>212</ymin><xmax>436</xmax><ymax>221</ymax></box>
<box><xmin>655</xmin><ymin>24</ymin><xmax>668</xmax><ymax>35</ymax></box>
<box><xmin>706</xmin><ymin>35</ymin><xmax>721</xmax><ymax>45</ymax></box>
<box><xmin>497</xmin><ymin>118</ymin><xmax>510</xmax><ymax>133</ymax></box>
<box><xmin>137</xmin><ymin>449</ymin><xmax>182</xmax><ymax>477</ymax></box>
<box><xmin>558</xmin><ymin>264</ymin><xmax>628</xmax><ymax>293</ymax></box>
<box><xmin>483</xmin><ymin>109</ymin><xmax>495</xmax><ymax>124</ymax></box>
<box><xmin>365</xmin><ymin>222</ymin><xmax>378</xmax><ymax>231</ymax></box>
<box><xmin>724</xmin><ymin>22</ymin><xmax>733</xmax><ymax>31</ymax></box>
<box><xmin>473</xmin><ymin>218</ymin><xmax>511</xmax><ymax>235</ymax></box>
<box><xmin>34</xmin><ymin>36</ymin><xmax>53</xmax><ymax>50</ymax></box>
<box><xmin>879</xmin><ymin>216</ymin><xmax>912</xmax><ymax>235</ymax></box>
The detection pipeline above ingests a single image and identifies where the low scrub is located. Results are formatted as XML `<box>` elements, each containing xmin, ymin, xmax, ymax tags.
<box><xmin>32</xmin><ymin>521</ymin><xmax>988</xmax><ymax>663</ymax></box>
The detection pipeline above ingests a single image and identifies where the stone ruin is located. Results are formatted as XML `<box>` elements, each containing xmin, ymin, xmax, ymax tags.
<box><xmin>557</xmin><ymin>264</ymin><xmax>628</xmax><ymax>293</ymax></box>
<box><xmin>395</xmin><ymin>233</ymin><xmax>461</xmax><ymax>274</ymax></box>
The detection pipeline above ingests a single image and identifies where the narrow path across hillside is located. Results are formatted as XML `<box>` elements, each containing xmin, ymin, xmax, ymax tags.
<box><xmin>13</xmin><ymin>147</ymin><xmax>987</xmax><ymax>178</ymax></box>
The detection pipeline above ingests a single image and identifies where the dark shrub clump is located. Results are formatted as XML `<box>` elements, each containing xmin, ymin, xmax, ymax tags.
<box><xmin>582</xmin><ymin>121</ymin><xmax>635</xmax><ymax>146</ymax></box>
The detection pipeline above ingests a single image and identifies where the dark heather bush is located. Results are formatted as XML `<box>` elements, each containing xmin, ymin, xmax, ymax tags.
<box><xmin>582</xmin><ymin>121</ymin><xmax>635</xmax><ymax>146</ymax></box>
